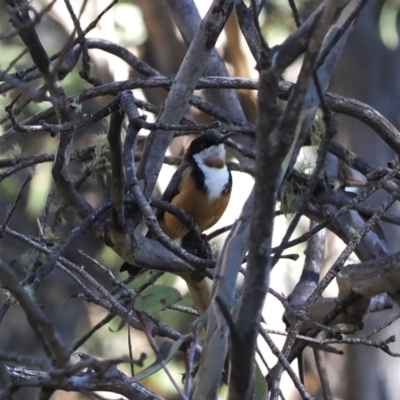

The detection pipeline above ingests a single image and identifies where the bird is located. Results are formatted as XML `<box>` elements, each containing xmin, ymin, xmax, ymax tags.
<box><xmin>121</xmin><ymin>132</ymin><xmax>235</xmax><ymax>313</ymax></box>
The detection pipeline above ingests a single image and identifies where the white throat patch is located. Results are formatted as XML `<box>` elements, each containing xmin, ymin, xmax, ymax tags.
<box><xmin>193</xmin><ymin>145</ymin><xmax>230</xmax><ymax>199</ymax></box>
<box><xmin>196</xmin><ymin>144</ymin><xmax>226</xmax><ymax>161</ymax></box>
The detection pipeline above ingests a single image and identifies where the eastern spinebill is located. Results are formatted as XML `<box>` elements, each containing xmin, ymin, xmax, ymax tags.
<box><xmin>121</xmin><ymin>132</ymin><xmax>235</xmax><ymax>313</ymax></box>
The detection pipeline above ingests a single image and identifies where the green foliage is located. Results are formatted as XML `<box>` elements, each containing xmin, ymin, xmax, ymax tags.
<box><xmin>254</xmin><ymin>362</ymin><xmax>269</xmax><ymax>400</ymax></box>
<box><xmin>295</xmin><ymin>156</ymin><xmax>314</xmax><ymax>175</ymax></box>
<box><xmin>0</xmin><ymin>176</ymin><xmax>19</xmax><ymax>198</ymax></box>
<box><xmin>1</xmin><ymin>289</ymin><xmax>14</xmax><ymax>302</ymax></box>
<box><xmin>191</xmin><ymin>307</ymin><xmax>209</xmax><ymax>331</ymax></box>
<box><xmin>43</xmin><ymin>226</ymin><xmax>60</xmax><ymax>245</ymax></box>
<box><xmin>309</xmin><ymin>110</ymin><xmax>324</xmax><ymax>147</ymax></box>
<box><xmin>114</xmin><ymin>3</ymin><xmax>147</xmax><ymax>47</ymax></box>
<box><xmin>130</xmin><ymin>336</ymin><xmax>186</xmax><ymax>382</ymax></box>
<box><xmin>134</xmin><ymin>285</ymin><xmax>182</xmax><ymax>315</ymax></box>
<box><xmin>280</xmin><ymin>178</ymin><xmax>306</xmax><ymax>215</ymax></box>
<box><xmin>84</xmin><ymin>135</ymin><xmax>110</xmax><ymax>186</ymax></box>
<box><xmin>2</xmin><ymin>284</ymin><xmax>36</xmax><ymax>306</ymax></box>
<box><xmin>346</xmin><ymin>224</ymin><xmax>358</xmax><ymax>237</ymax></box>
<box><xmin>379</xmin><ymin>0</ymin><xmax>400</xmax><ymax>50</ymax></box>
<box><xmin>0</xmin><ymin>143</ymin><xmax>22</xmax><ymax>161</ymax></box>
<box><xmin>70</xmin><ymin>97</ymin><xmax>82</xmax><ymax>113</ymax></box>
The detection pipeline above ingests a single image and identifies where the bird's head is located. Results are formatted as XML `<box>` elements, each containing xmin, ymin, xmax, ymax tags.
<box><xmin>185</xmin><ymin>132</ymin><xmax>236</xmax><ymax>168</ymax></box>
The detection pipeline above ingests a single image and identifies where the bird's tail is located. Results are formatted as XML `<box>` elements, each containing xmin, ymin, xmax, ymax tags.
<box><xmin>178</xmin><ymin>273</ymin><xmax>213</xmax><ymax>314</ymax></box>
<box><xmin>120</xmin><ymin>262</ymin><xmax>143</xmax><ymax>277</ymax></box>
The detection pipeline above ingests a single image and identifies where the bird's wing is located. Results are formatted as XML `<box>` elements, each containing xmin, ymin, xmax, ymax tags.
<box><xmin>155</xmin><ymin>161</ymin><xmax>192</xmax><ymax>219</ymax></box>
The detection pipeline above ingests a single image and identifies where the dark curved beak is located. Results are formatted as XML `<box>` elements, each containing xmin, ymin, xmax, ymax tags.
<box><xmin>217</xmin><ymin>132</ymin><xmax>238</xmax><ymax>145</ymax></box>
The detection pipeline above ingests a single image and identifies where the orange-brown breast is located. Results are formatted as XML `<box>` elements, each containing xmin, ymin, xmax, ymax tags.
<box><xmin>159</xmin><ymin>168</ymin><xmax>230</xmax><ymax>240</ymax></box>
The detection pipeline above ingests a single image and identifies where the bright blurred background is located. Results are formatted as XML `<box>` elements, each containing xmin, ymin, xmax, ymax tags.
<box><xmin>2</xmin><ymin>1</ymin><xmax>400</xmax><ymax>399</ymax></box>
